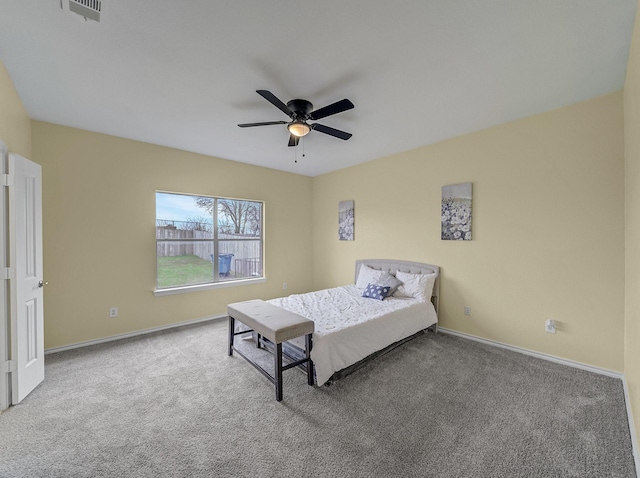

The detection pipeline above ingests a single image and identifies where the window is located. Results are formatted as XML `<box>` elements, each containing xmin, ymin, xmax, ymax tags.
<box><xmin>155</xmin><ymin>192</ymin><xmax>264</xmax><ymax>292</ymax></box>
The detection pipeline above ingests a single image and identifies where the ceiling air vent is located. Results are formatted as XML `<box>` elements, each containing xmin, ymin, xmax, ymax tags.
<box><xmin>69</xmin><ymin>0</ymin><xmax>101</xmax><ymax>22</ymax></box>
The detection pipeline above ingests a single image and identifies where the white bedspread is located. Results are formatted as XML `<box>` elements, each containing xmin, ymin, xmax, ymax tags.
<box><xmin>267</xmin><ymin>285</ymin><xmax>437</xmax><ymax>385</ymax></box>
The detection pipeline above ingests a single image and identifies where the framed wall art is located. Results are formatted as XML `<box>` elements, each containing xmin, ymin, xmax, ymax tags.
<box><xmin>442</xmin><ymin>183</ymin><xmax>472</xmax><ymax>241</ymax></box>
<box><xmin>338</xmin><ymin>200</ymin><xmax>354</xmax><ymax>241</ymax></box>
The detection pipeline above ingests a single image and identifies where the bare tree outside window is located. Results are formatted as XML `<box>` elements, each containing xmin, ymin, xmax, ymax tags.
<box><xmin>194</xmin><ymin>197</ymin><xmax>261</xmax><ymax>236</ymax></box>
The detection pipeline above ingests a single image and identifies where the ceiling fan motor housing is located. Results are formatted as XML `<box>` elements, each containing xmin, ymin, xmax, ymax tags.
<box><xmin>287</xmin><ymin>99</ymin><xmax>313</xmax><ymax>119</ymax></box>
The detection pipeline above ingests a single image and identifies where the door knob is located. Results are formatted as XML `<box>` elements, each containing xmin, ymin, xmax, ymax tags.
<box><xmin>38</xmin><ymin>280</ymin><xmax>48</xmax><ymax>288</ymax></box>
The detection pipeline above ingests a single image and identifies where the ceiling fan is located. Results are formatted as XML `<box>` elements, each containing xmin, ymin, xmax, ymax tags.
<box><xmin>238</xmin><ymin>90</ymin><xmax>354</xmax><ymax>147</ymax></box>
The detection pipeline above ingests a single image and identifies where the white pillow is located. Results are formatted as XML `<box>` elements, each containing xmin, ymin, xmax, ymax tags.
<box><xmin>394</xmin><ymin>271</ymin><xmax>436</xmax><ymax>301</ymax></box>
<box><xmin>355</xmin><ymin>265</ymin><xmax>385</xmax><ymax>290</ymax></box>
<box><xmin>376</xmin><ymin>272</ymin><xmax>402</xmax><ymax>295</ymax></box>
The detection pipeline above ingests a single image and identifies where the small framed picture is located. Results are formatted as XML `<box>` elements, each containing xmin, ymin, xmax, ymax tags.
<box><xmin>338</xmin><ymin>200</ymin><xmax>354</xmax><ymax>241</ymax></box>
<box><xmin>442</xmin><ymin>183</ymin><xmax>472</xmax><ymax>241</ymax></box>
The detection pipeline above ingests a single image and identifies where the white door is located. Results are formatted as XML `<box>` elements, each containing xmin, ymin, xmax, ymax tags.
<box><xmin>8</xmin><ymin>153</ymin><xmax>44</xmax><ymax>403</ymax></box>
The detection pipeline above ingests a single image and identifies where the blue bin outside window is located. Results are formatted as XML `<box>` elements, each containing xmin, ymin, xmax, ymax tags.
<box><xmin>211</xmin><ymin>253</ymin><xmax>234</xmax><ymax>277</ymax></box>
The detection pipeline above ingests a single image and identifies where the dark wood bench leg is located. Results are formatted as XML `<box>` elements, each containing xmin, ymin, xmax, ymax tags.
<box><xmin>305</xmin><ymin>333</ymin><xmax>314</xmax><ymax>386</ymax></box>
<box><xmin>228</xmin><ymin>316</ymin><xmax>235</xmax><ymax>356</ymax></box>
<box><xmin>275</xmin><ymin>342</ymin><xmax>283</xmax><ymax>401</ymax></box>
<box><xmin>256</xmin><ymin>333</ymin><xmax>261</xmax><ymax>349</ymax></box>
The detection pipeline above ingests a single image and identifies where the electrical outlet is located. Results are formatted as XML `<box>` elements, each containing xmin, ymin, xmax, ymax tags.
<box><xmin>282</xmin><ymin>282</ymin><xmax>287</xmax><ymax>290</ymax></box>
<box><xmin>464</xmin><ymin>306</ymin><xmax>471</xmax><ymax>316</ymax></box>
<box><xmin>545</xmin><ymin>319</ymin><xmax>556</xmax><ymax>334</ymax></box>
<box><xmin>109</xmin><ymin>307</ymin><xmax>118</xmax><ymax>318</ymax></box>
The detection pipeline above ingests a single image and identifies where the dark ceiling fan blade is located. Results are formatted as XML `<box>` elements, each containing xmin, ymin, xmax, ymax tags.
<box><xmin>288</xmin><ymin>134</ymin><xmax>300</xmax><ymax>147</ymax></box>
<box><xmin>311</xmin><ymin>123</ymin><xmax>352</xmax><ymax>140</ymax></box>
<box><xmin>309</xmin><ymin>99</ymin><xmax>354</xmax><ymax>121</ymax></box>
<box><xmin>256</xmin><ymin>90</ymin><xmax>293</xmax><ymax>118</ymax></box>
<box><xmin>238</xmin><ymin>121</ymin><xmax>288</xmax><ymax>128</ymax></box>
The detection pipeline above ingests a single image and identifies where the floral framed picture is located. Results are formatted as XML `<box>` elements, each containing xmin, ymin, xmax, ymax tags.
<box><xmin>441</xmin><ymin>183</ymin><xmax>472</xmax><ymax>240</ymax></box>
<box><xmin>338</xmin><ymin>200</ymin><xmax>354</xmax><ymax>241</ymax></box>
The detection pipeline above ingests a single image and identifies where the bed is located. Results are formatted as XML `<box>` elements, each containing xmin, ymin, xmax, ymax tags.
<box><xmin>267</xmin><ymin>259</ymin><xmax>440</xmax><ymax>385</ymax></box>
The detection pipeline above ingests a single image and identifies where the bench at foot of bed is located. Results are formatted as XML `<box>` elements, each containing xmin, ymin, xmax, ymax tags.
<box><xmin>227</xmin><ymin>299</ymin><xmax>315</xmax><ymax>402</ymax></box>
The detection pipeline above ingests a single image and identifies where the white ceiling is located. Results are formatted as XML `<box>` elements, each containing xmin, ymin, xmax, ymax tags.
<box><xmin>0</xmin><ymin>1</ymin><xmax>636</xmax><ymax>176</ymax></box>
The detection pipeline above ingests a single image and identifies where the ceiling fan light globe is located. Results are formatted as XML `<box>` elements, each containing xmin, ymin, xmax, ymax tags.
<box><xmin>288</xmin><ymin>122</ymin><xmax>311</xmax><ymax>137</ymax></box>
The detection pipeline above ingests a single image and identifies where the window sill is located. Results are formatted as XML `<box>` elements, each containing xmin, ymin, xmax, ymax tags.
<box><xmin>153</xmin><ymin>277</ymin><xmax>266</xmax><ymax>297</ymax></box>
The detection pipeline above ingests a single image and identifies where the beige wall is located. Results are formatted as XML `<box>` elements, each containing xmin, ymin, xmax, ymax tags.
<box><xmin>0</xmin><ymin>61</ymin><xmax>31</xmax><ymax>157</ymax></box>
<box><xmin>31</xmin><ymin>122</ymin><xmax>313</xmax><ymax>349</ymax></box>
<box><xmin>625</xmin><ymin>0</ymin><xmax>640</xmax><ymax>451</ymax></box>
<box><xmin>312</xmin><ymin>92</ymin><xmax>625</xmax><ymax>372</ymax></box>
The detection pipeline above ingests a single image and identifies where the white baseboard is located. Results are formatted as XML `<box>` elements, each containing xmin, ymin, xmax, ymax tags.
<box><xmin>44</xmin><ymin>314</ymin><xmax>227</xmax><ymax>355</ymax></box>
<box><xmin>438</xmin><ymin>327</ymin><xmax>622</xmax><ymax>378</ymax></box>
<box><xmin>438</xmin><ymin>327</ymin><xmax>638</xmax><ymax>474</ymax></box>
<box><xmin>622</xmin><ymin>376</ymin><xmax>640</xmax><ymax>478</ymax></box>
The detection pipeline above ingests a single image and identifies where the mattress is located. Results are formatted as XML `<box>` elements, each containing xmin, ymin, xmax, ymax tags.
<box><xmin>267</xmin><ymin>285</ymin><xmax>437</xmax><ymax>385</ymax></box>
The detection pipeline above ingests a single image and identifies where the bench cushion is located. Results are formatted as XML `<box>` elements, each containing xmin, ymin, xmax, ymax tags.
<box><xmin>227</xmin><ymin>299</ymin><xmax>314</xmax><ymax>343</ymax></box>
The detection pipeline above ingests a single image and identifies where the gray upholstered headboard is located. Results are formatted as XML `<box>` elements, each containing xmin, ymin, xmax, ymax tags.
<box><xmin>355</xmin><ymin>259</ymin><xmax>440</xmax><ymax>314</ymax></box>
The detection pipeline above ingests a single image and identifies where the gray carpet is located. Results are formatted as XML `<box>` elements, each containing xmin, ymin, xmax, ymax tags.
<box><xmin>0</xmin><ymin>319</ymin><xmax>636</xmax><ymax>478</ymax></box>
